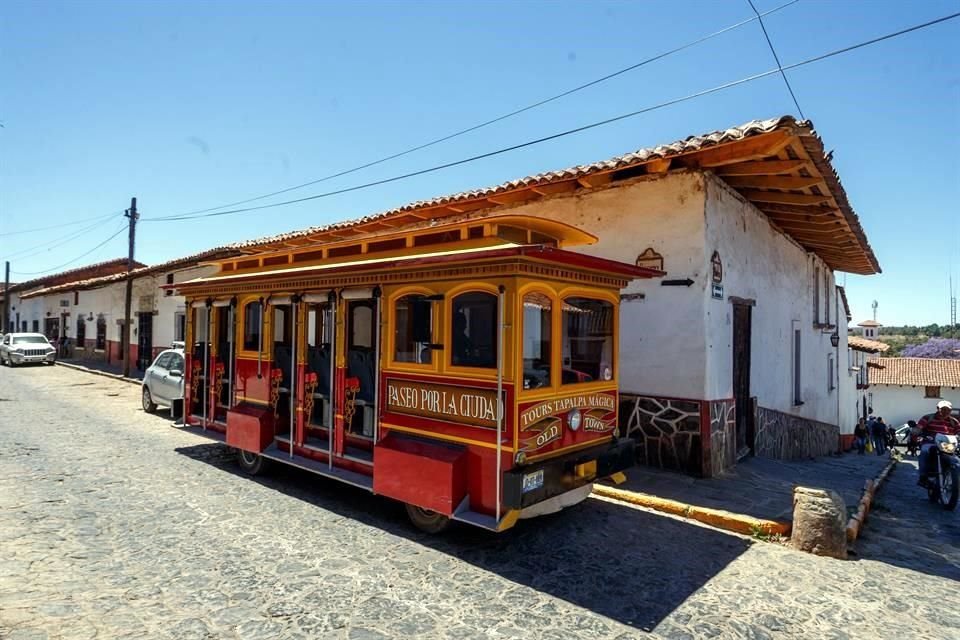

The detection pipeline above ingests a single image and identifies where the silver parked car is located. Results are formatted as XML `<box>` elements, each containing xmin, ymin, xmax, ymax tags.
<box><xmin>141</xmin><ymin>346</ymin><xmax>185</xmax><ymax>414</ymax></box>
<box><xmin>0</xmin><ymin>333</ymin><xmax>57</xmax><ymax>366</ymax></box>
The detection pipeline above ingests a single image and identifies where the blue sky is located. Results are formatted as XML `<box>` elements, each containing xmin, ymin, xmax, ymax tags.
<box><xmin>1</xmin><ymin>0</ymin><xmax>957</xmax><ymax>326</ymax></box>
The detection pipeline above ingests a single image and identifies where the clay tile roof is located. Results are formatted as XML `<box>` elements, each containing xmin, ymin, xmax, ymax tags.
<box><xmin>870</xmin><ymin>358</ymin><xmax>960</xmax><ymax>388</ymax></box>
<box><xmin>9</xmin><ymin>258</ymin><xmax>145</xmax><ymax>294</ymax></box>
<box><xmin>18</xmin><ymin>246</ymin><xmax>240</xmax><ymax>299</ymax></box>
<box><xmin>233</xmin><ymin>116</ymin><xmax>879</xmax><ymax>275</ymax></box>
<box><xmin>848</xmin><ymin>336</ymin><xmax>889</xmax><ymax>353</ymax></box>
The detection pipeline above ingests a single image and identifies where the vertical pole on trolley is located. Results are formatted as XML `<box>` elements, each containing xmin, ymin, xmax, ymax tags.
<box><xmin>2</xmin><ymin>261</ymin><xmax>10</xmax><ymax>334</ymax></box>
<box><xmin>257</xmin><ymin>297</ymin><xmax>264</xmax><ymax>378</ymax></box>
<box><xmin>373</xmin><ymin>287</ymin><xmax>382</xmax><ymax>444</ymax></box>
<box><xmin>227</xmin><ymin>299</ymin><xmax>236</xmax><ymax>409</ymax></box>
<box><xmin>290</xmin><ymin>298</ymin><xmax>297</xmax><ymax>458</ymax></box>
<box><xmin>496</xmin><ymin>284</ymin><xmax>505</xmax><ymax>524</ymax></box>
<box><xmin>328</xmin><ymin>292</ymin><xmax>337</xmax><ymax>469</ymax></box>
<box><xmin>202</xmin><ymin>302</ymin><xmax>210</xmax><ymax>431</ymax></box>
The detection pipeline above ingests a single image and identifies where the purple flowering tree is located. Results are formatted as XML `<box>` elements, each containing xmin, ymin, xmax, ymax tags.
<box><xmin>902</xmin><ymin>337</ymin><xmax>960</xmax><ymax>359</ymax></box>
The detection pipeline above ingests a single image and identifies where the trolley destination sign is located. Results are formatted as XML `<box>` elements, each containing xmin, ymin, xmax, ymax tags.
<box><xmin>386</xmin><ymin>378</ymin><xmax>501</xmax><ymax>428</ymax></box>
<box><xmin>520</xmin><ymin>392</ymin><xmax>617</xmax><ymax>432</ymax></box>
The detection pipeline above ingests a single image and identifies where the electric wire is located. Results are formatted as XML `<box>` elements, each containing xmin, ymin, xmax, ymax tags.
<box><xmin>2</xmin><ymin>213</ymin><xmax>125</xmax><ymax>261</ymax></box>
<box><xmin>11</xmin><ymin>222</ymin><xmax>129</xmax><ymax>276</ymax></box>
<box><xmin>747</xmin><ymin>0</ymin><xmax>805</xmax><ymax>119</ymax></box>
<box><xmin>159</xmin><ymin>0</ymin><xmax>802</xmax><ymax>218</ymax></box>
<box><xmin>143</xmin><ymin>10</ymin><xmax>960</xmax><ymax>224</ymax></box>
<box><xmin>0</xmin><ymin>210</ymin><xmax>123</xmax><ymax>238</ymax></box>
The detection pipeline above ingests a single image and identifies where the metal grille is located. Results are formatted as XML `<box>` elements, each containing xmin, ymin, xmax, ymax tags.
<box><xmin>23</xmin><ymin>348</ymin><xmax>47</xmax><ymax>357</ymax></box>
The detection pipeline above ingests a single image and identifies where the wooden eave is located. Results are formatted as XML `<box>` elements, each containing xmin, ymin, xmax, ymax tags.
<box><xmin>239</xmin><ymin>121</ymin><xmax>878</xmax><ymax>275</ymax></box>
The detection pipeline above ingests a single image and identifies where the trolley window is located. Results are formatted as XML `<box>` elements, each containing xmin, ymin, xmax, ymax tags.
<box><xmin>562</xmin><ymin>297</ymin><xmax>613</xmax><ymax>385</ymax></box>
<box><xmin>451</xmin><ymin>292</ymin><xmax>497</xmax><ymax>369</ymax></box>
<box><xmin>243</xmin><ymin>301</ymin><xmax>262</xmax><ymax>351</ymax></box>
<box><xmin>395</xmin><ymin>294</ymin><xmax>434</xmax><ymax>364</ymax></box>
<box><xmin>522</xmin><ymin>292</ymin><xmax>552</xmax><ymax>390</ymax></box>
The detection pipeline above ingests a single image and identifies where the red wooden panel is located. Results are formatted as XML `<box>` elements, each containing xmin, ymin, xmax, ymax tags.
<box><xmin>373</xmin><ymin>434</ymin><xmax>467</xmax><ymax>516</ymax></box>
<box><xmin>226</xmin><ymin>405</ymin><xmax>275</xmax><ymax>452</ymax></box>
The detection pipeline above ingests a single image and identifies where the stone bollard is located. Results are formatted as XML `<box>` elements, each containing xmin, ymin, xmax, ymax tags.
<box><xmin>790</xmin><ymin>486</ymin><xmax>848</xmax><ymax>559</ymax></box>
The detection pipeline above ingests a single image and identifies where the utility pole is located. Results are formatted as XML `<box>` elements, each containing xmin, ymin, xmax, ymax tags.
<box><xmin>3</xmin><ymin>261</ymin><xmax>9</xmax><ymax>334</ymax></box>
<box><xmin>122</xmin><ymin>197</ymin><xmax>138</xmax><ymax>378</ymax></box>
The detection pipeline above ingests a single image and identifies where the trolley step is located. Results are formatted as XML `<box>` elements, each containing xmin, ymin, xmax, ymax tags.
<box><xmin>261</xmin><ymin>444</ymin><xmax>374</xmax><ymax>492</ymax></box>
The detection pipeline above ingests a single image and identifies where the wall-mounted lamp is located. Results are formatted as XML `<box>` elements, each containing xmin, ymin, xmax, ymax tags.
<box><xmin>88</xmin><ymin>312</ymin><xmax>94</xmax><ymax>321</ymax></box>
<box><xmin>830</xmin><ymin>331</ymin><xmax>840</xmax><ymax>348</ymax></box>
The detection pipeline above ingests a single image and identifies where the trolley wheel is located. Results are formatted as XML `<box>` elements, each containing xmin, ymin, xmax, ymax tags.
<box><xmin>236</xmin><ymin>450</ymin><xmax>268</xmax><ymax>476</ymax></box>
<box><xmin>141</xmin><ymin>387</ymin><xmax>157</xmax><ymax>413</ymax></box>
<box><xmin>405</xmin><ymin>504</ymin><xmax>451</xmax><ymax>534</ymax></box>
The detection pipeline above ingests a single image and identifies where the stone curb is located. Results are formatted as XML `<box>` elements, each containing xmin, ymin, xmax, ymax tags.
<box><xmin>55</xmin><ymin>361</ymin><xmax>142</xmax><ymax>386</ymax></box>
<box><xmin>592</xmin><ymin>484</ymin><xmax>792</xmax><ymax>538</ymax></box>
<box><xmin>845</xmin><ymin>456</ymin><xmax>897</xmax><ymax>542</ymax></box>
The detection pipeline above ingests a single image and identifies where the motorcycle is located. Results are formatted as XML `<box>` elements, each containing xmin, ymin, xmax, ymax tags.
<box><xmin>923</xmin><ymin>433</ymin><xmax>959</xmax><ymax>511</ymax></box>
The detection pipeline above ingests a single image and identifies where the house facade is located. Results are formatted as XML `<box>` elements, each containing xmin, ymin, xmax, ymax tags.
<box><xmin>839</xmin><ymin>334</ymin><xmax>888</xmax><ymax>448</ymax></box>
<box><xmin>869</xmin><ymin>357</ymin><xmax>960</xmax><ymax>426</ymax></box>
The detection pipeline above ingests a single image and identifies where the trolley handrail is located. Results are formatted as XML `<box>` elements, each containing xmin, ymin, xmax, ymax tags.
<box><xmin>496</xmin><ymin>284</ymin><xmax>505</xmax><ymax>524</ymax></box>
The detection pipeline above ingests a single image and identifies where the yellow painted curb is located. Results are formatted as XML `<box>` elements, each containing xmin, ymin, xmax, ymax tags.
<box><xmin>593</xmin><ymin>484</ymin><xmax>791</xmax><ymax>538</ymax></box>
<box><xmin>845</xmin><ymin>457</ymin><xmax>897</xmax><ymax>542</ymax></box>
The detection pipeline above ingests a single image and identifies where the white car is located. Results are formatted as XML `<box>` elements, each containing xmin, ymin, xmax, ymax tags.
<box><xmin>141</xmin><ymin>347</ymin><xmax>185</xmax><ymax>414</ymax></box>
<box><xmin>0</xmin><ymin>333</ymin><xmax>57</xmax><ymax>366</ymax></box>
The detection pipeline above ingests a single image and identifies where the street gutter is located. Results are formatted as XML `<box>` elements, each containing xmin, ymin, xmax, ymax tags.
<box><xmin>55</xmin><ymin>361</ymin><xmax>142</xmax><ymax>386</ymax></box>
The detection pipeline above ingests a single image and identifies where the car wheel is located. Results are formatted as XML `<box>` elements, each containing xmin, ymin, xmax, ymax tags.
<box><xmin>142</xmin><ymin>387</ymin><xmax>157</xmax><ymax>413</ymax></box>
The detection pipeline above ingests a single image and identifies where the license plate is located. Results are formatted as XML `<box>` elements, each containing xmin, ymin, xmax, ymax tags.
<box><xmin>522</xmin><ymin>470</ymin><xmax>544</xmax><ymax>493</ymax></box>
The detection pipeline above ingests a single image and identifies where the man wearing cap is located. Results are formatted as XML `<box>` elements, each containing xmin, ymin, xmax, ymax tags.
<box><xmin>916</xmin><ymin>400</ymin><xmax>960</xmax><ymax>487</ymax></box>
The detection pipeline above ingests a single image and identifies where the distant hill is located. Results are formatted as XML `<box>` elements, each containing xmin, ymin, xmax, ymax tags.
<box><xmin>873</xmin><ymin>325</ymin><xmax>960</xmax><ymax>356</ymax></box>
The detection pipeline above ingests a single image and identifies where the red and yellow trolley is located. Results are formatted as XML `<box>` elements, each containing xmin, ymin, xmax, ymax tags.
<box><xmin>176</xmin><ymin>215</ymin><xmax>660</xmax><ymax>532</ymax></box>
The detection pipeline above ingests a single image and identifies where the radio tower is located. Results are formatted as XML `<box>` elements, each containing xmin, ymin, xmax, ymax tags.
<box><xmin>871</xmin><ymin>300</ymin><xmax>878</xmax><ymax>322</ymax></box>
<box><xmin>951</xmin><ymin>274</ymin><xmax>957</xmax><ymax>338</ymax></box>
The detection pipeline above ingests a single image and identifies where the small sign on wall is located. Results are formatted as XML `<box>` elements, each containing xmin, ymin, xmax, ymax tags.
<box><xmin>712</xmin><ymin>284</ymin><xmax>724</xmax><ymax>300</ymax></box>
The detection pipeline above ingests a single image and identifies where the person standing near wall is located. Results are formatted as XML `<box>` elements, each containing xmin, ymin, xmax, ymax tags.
<box><xmin>854</xmin><ymin>418</ymin><xmax>868</xmax><ymax>455</ymax></box>
<box><xmin>871</xmin><ymin>417</ymin><xmax>888</xmax><ymax>456</ymax></box>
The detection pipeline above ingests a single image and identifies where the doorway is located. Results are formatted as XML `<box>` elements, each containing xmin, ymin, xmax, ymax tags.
<box><xmin>732</xmin><ymin>303</ymin><xmax>754</xmax><ymax>457</ymax></box>
<box><xmin>137</xmin><ymin>312</ymin><xmax>153</xmax><ymax>371</ymax></box>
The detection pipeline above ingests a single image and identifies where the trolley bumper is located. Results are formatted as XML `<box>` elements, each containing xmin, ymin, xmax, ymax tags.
<box><xmin>502</xmin><ymin>438</ymin><xmax>635</xmax><ymax>510</ymax></box>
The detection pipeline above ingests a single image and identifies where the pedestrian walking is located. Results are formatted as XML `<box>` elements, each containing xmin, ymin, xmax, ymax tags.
<box><xmin>853</xmin><ymin>418</ymin><xmax>868</xmax><ymax>455</ymax></box>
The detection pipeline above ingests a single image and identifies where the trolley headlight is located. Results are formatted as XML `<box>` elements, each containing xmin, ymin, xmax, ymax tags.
<box><xmin>568</xmin><ymin>408</ymin><xmax>582</xmax><ymax>432</ymax></box>
<box><xmin>602</xmin><ymin>365</ymin><xmax>613</xmax><ymax>381</ymax></box>
<box><xmin>514</xmin><ymin>451</ymin><xmax>527</xmax><ymax>466</ymax></box>
<box><xmin>938</xmin><ymin>442</ymin><xmax>956</xmax><ymax>454</ymax></box>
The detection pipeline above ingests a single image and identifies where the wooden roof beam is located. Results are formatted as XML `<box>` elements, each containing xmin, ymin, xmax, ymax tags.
<box><xmin>741</xmin><ymin>190</ymin><xmax>833</xmax><ymax>206</ymax></box>
<box><xmin>714</xmin><ymin>159</ymin><xmax>808</xmax><ymax>176</ymax></box>
<box><xmin>761</xmin><ymin>204</ymin><xmax>841</xmax><ymax>217</ymax></box>
<box><xmin>577</xmin><ymin>173</ymin><xmax>614</xmax><ymax>189</ymax></box>
<box><xmin>724</xmin><ymin>175</ymin><xmax>825</xmax><ymax>190</ymax></box>
<box><xmin>448</xmin><ymin>199</ymin><xmax>494</xmax><ymax>214</ymax></box>
<box><xmin>532</xmin><ymin>181</ymin><xmax>579</xmax><ymax>196</ymax></box>
<box><xmin>686</xmin><ymin>130</ymin><xmax>793</xmax><ymax>168</ymax></box>
<box><xmin>487</xmin><ymin>190</ymin><xmax>542</xmax><ymax>206</ymax></box>
<box><xmin>644</xmin><ymin>158</ymin><xmax>672</xmax><ymax>175</ymax></box>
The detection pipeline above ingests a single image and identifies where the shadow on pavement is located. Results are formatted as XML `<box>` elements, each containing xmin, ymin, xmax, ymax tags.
<box><xmin>175</xmin><ymin>441</ymin><xmax>752</xmax><ymax>632</ymax></box>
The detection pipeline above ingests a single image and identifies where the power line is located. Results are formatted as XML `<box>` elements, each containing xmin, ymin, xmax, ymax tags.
<box><xmin>747</xmin><ymin>0</ymin><xmax>805</xmax><ymax>119</ymax></box>
<box><xmin>160</xmin><ymin>0</ymin><xmax>802</xmax><ymax>219</ymax></box>
<box><xmin>143</xmin><ymin>10</ymin><xmax>960</xmax><ymax>224</ymax></box>
<box><xmin>0</xmin><ymin>210</ymin><xmax>123</xmax><ymax>238</ymax></box>
<box><xmin>2</xmin><ymin>213</ymin><xmax>125</xmax><ymax>261</ymax></box>
<box><xmin>11</xmin><ymin>222</ymin><xmax>128</xmax><ymax>276</ymax></box>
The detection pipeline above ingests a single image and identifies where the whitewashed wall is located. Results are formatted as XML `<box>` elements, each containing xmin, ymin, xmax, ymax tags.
<box><xmin>470</xmin><ymin>171</ymin><xmax>709</xmax><ymax>398</ymax></box>
<box><xmin>154</xmin><ymin>265</ymin><xmax>216</xmax><ymax>348</ymax></box>
<box><xmin>870</xmin><ymin>384</ymin><xmax>960</xmax><ymax>427</ymax></box>
<box><xmin>702</xmin><ymin>174</ymin><xmax>839</xmax><ymax>426</ymax></box>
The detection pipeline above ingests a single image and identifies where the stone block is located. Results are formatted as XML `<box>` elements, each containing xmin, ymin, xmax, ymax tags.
<box><xmin>790</xmin><ymin>486</ymin><xmax>848</xmax><ymax>559</ymax></box>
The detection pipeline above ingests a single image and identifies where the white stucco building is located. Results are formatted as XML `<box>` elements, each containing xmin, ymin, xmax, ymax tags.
<box><xmin>12</xmin><ymin>250</ymin><xmax>235</xmax><ymax>371</ymax></box>
<box><xmin>868</xmin><ymin>357</ymin><xmax>960</xmax><ymax>427</ymax></box>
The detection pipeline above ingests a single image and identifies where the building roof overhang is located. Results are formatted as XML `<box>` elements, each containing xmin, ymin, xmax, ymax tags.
<box><xmin>234</xmin><ymin>116</ymin><xmax>879</xmax><ymax>275</ymax></box>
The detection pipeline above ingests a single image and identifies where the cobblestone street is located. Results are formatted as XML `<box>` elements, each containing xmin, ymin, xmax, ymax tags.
<box><xmin>1</xmin><ymin>365</ymin><xmax>958</xmax><ymax>640</ymax></box>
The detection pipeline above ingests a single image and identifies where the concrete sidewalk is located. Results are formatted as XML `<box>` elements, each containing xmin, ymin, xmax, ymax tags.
<box><xmin>57</xmin><ymin>358</ymin><xmax>144</xmax><ymax>383</ymax></box>
<box><xmin>610</xmin><ymin>452</ymin><xmax>891</xmax><ymax>523</ymax></box>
